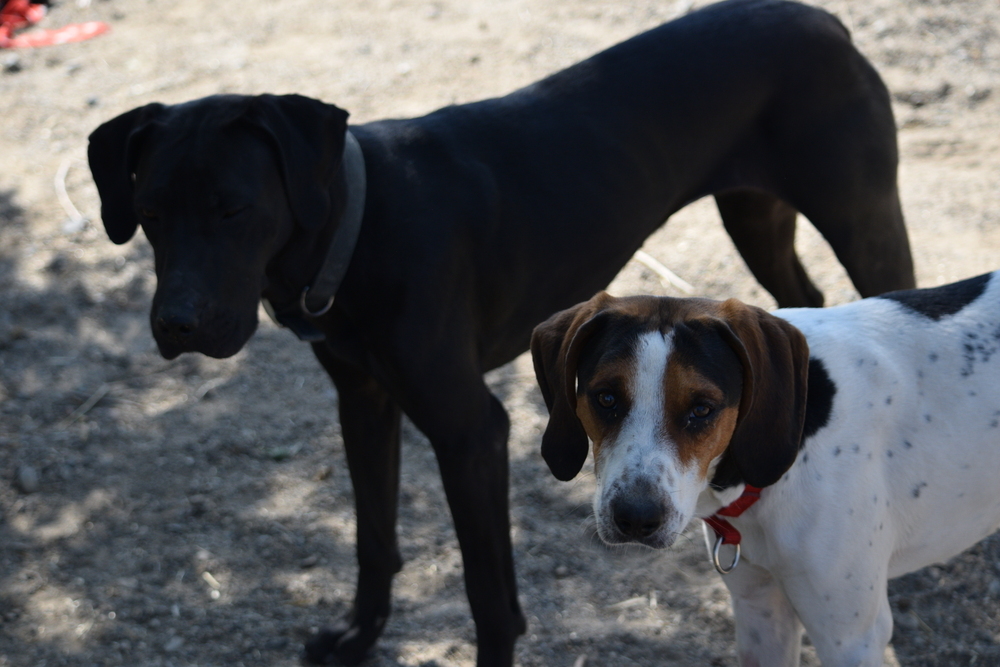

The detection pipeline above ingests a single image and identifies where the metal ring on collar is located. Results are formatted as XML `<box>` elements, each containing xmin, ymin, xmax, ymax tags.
<box><xmin>712</xmin><ymin>535</ymin><xmax>740</xmax><ymax>575</ymax></box>
<box><xmin>300</xmin><ymin>286</ymin><xmax>335</xmax><ymax>317</ymax></box>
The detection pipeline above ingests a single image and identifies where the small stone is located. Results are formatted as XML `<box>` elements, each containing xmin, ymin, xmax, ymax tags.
<box><xmin>2</xmin><ymin>54</ymin><xmax>21</xmax><ymax>73</ymax></box>
<box><xmin>554</xmin><ymin>564</ymin><xmax>569</xmax><ymax>578</ymax></box>
<box><xmin>966</xmin><ymin>85</ymin><xmax>992</xmax><ymax>104</ymax></box>
<box><xmin>164</xmin><ymin>636</ymin><xmax>184</xmax><ymax>652</ymax></box>
<box><xmin>264</xmin><ymin>637</ymin><xmax>289</xmax><ymax>651</ymax></box>
<box><xmin>187</xmin><ymin>494</ymin><xmax>214</xmax><ymax>517</ymax></box>
<box><xmin>268</xmin><ymin>447</ymin><xmax>292</xmax><ymax>461</ymax></box>
<box><xmin>16</xmin><ymin>465</ymin><xmax>39</xmax><ymax>494</ymax></box>
<box><xmin>300</xmin><ymin>555</ymin><xmax>319</xmax><ymax>569</ymax></box>
<box><xmin>46</xmin><ymin>253</ymin><xmax>70</xmax><ymax>275</ymax></box>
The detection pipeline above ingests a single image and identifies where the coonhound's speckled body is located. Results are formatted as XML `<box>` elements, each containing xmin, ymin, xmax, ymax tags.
<box><xmin>532</xmin><ymin>273</ymin><xmax>1000</xmax><ymax>667</ymax></box>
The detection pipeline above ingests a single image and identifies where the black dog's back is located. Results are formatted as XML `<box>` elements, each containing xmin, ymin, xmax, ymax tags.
<box><xmin>352</xmin><ymin>0</ymin><xmax>910</xmax><ymax>367</ymax></box>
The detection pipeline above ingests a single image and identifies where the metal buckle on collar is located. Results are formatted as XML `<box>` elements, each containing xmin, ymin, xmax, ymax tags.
<box><xmin>261</xmin><ymin>296</ymin><xmax>326</xmax><ymax>343</ymax></box>
<box><xmin>299</xmin><ymin>286</ymin><xmax>335</xmax><ymax>318</ymax></box>
<box><xmin>712</xmin><ymin>535</ymin><xmax>740</xmax><ymax>575</ymax></box>
<box><xmin>702</xmin><ymin>483</ymin><xmax>763</xmax><ymax>575</ymax></box>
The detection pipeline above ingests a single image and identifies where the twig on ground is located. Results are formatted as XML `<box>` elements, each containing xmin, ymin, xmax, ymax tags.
<box><xmin>633</xmin><ymin>249</ymin><xmax>695</xmax><ymax>294</ymax></box>
<box><xmin>51</xmin><ymin>361</ymin><xmax>187</xmax><ymax>430</ymax></box>
<box><xmin>55</xmin><ymin>382</ymin><xmax>110</xmax><ymax>429</ymax></box>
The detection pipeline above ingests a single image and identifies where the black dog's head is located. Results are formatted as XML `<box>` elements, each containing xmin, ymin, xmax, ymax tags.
<box><xmin>88</xmin><ymin>94</ymin><xmax>349</xmax><ymax>359</ymax></box>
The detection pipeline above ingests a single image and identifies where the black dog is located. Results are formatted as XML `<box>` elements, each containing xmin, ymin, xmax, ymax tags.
<box><xmin>87</xmin><ymin>0</ymin><xmax>914</xmax><ymax>664</ymax></box>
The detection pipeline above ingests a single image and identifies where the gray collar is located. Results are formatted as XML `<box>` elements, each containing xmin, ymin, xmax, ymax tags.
<box><xmin>262</xmin><ymin>130</ymin><xmax>366</xmax><ymax>342</ymax></box>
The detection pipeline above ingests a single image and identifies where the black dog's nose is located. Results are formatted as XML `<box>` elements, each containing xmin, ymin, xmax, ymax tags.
<box><xmin>610</xmin><ymin>495</ymin><xmax>666</xmax><ymax>540</ymax></box>
<box><xmin>155</xmin><ymin>309</ymin><xmax>200</xmax><ymax>341</ymax></box>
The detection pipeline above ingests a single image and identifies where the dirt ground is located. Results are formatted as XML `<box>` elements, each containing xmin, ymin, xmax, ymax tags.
<box><xmin>1</xmin><ymin>0</ymin><xmax>1000</xmax><ymax>665</ymax></box>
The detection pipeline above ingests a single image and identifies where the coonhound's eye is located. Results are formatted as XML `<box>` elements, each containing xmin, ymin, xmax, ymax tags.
<box><xmin>596</xmin><ymin>392</ymin><xmax>617</xmax><ymax>410</ymax></box>
<box><xmin>223</xmin><ymin>206</ymin><xmax>248</xmax><ymax>219</ymax></box>
<box><xmin>691</xmin><ymin>404</ymin><xmax>713</xmax><ymax>419</ymax></box>
<box><xmin>140</xmin><ymin>208</ymin><xmax>158</xmax><ymax>220</ymax></box>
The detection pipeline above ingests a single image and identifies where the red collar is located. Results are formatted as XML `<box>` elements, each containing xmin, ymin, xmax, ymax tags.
<box><xmin>702</xmin><ymin>484</ymin><xmax>762</xmax><ymax>546</ymax></box>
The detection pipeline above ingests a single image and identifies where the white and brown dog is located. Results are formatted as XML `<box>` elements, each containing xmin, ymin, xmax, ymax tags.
<box><xmin>531</xmin><ymin>272</ymin><xmax>1000</xmax><ymax>667</ymax></box>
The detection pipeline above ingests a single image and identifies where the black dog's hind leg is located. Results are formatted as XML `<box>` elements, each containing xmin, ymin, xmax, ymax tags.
<box><xmin>404</xmin><ymin>376</ymin><xmax>526</xmax><ymax>667</ymax></box>
<box><xmin>805</xmin><ymin>183</ymin><xmax>915</xmax><ymax>298</ymax></box>
<box><xmin>716</xmin><ymin>188</ymin><xmax>824</xmax><ymax>308</ymax></box>
<box><xmin>304</xmin><ymin>343</ymin><xmax>403</xmax><ymax>665</ymax></box>
<box><xmin>772</xmin><ymin>80</ymin><xmax>916</xmax><ymax>299</ymax></box>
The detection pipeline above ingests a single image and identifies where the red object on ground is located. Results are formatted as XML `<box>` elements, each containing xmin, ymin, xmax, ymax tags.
<box><xmin>0</xmin><ymin>0</ymin><xmax>108</xmax><ymax>49</ymax></box>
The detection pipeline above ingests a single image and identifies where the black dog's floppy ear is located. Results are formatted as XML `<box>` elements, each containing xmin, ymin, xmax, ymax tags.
<box><xmin>713</xmin><ymin>299</ymin><xmax>810</xmax><ymax>489</ymax></box>
<box><xmin>531</xmin><ymin>292</ymin><xmax>615</xmax><ymax>481</ymax></box>
<box><xmin>243</xmin><ymin>94</ymin><xmax>350</xmax><ymax>232</ymax></box>
<box><xmin>87</xmin><ymin>103</ymin><xmax>165</xmax><ymax>244</ymax></box>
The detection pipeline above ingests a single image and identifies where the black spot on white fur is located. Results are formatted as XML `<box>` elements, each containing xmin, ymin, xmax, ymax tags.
<box><xmin>960</xmin><ymin>323</ymin><xmax>1000</xmax><ymax>377</ymax></box>
<box><xmin>880</xmin><ymin>272</ymin><xmax>991</xmax><ymax>320</ymax></box>
<box><xmin>803</xmin><ymin>358</ymin><xmax>836</xmax><ymax>440</ymax></box>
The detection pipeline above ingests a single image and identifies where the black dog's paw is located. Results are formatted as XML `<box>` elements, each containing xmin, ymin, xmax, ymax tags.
<box><xmin>302</xmin><ymin>621</ymin><xmax>375</xmax><ymax>666</ymax></box>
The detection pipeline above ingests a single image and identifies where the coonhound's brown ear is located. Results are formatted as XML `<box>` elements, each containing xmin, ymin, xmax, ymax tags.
<box><xmin>711</xmin><ymin>299</ymin><xmax>809</xmax><ymax>489</ymax></box>
<box><xmin>531</xmin><ymin>292</ymin><xmax>615</xmax><ymax>481</ymax></box>
<box><xmin>242</xmin><ymin>94</ymin><xmax>350</xmax><ymax>232</ymax></box>
<box><xmin>87</xmin><ymin>103</ymin><xmax>166</xmax><ymax>244</ymax></box>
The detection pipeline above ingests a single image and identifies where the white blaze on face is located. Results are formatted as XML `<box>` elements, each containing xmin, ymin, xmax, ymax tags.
<box><xmin>592</xmin><ymin>330</ymin><xmax>707</xmax><ymax>546</ymax></box>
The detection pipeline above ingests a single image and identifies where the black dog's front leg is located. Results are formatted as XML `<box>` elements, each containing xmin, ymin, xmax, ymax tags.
<box><xmin>409</xmin><ymin>384</ymin><xmax>527</xmax><ymax>667</ymax></box>
<box><xmin>304</xmin><ymin>343</ymin><xmax>403</xmax><ymax>665</ymax></box>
